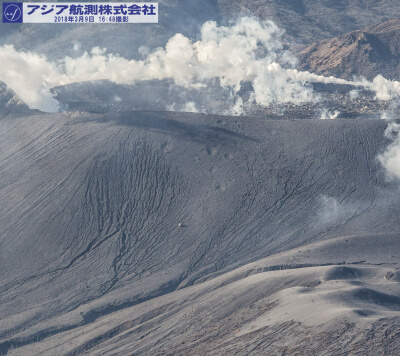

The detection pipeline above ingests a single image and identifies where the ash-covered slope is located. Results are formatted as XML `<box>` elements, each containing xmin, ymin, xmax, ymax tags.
<box><xmin>0</xmin><ymin>81</ymin><xmax>33</xmax><ymax>117</ymax></box>
<box><xmin>14</xmin><ymin>233</ymin><xmax>400</xmax><ymax>355</ymax></box>
<box><xmin>297</xmin><ymin>19</ymin><xmax>400</xmax><ymax>81</ymax></box>
<box><xmin>0</xmin><ymin>106</ymin><xmax>399</xmax><ymax>354</ymax></box>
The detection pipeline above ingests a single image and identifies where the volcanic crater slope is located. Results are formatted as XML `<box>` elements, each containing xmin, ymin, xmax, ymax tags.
<box><xmin>0</xmin><ymin>86</ymin><xmax>400</xmax><ymax>354</ymax></box>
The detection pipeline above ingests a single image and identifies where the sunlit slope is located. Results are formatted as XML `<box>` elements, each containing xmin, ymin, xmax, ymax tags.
<box><xmin>10</xmin><ymin>233</ymin><xmax>400</xmax><ymax>355</ymax></box>
<box><xmin>0</xmin><ymin>108</ymin><xmax>398</xmax><ymax>352</ymax></box>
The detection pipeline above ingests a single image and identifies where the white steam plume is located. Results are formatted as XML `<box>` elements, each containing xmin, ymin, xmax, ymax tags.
<box><xmin>349</xmin><ymin>89</ymin><xmax>360</xmax><ymax>99</ymax></box>
<box><xmin>320</xmin><ymin>108</ymin><xmax>340</xmax><ymax>120</ymax></box>
<box><xmin>378</xmin><ymin>122</ymin><xmax>400</xmax><ymax>181</ymax></box>
<box><xmin>380</xmin><ymin>112</ymin><xmax>392</xmax><ymax>120</ymax></box>
<box><xmin>316</xmin><ymin>195</ymin><xmax>357</xmax><ymax>227</ymax></box>
<box><xmin>2</xmin><ymin>17</ymin><xmax>400</xmax><ymax>113</ymax></box>
<box><xmin>317</xmin><ymin>195</ymin><xmax>341</xmax><ymax>224</ymax></box>
<box><xmin>0</xmin><ymin>45</ymin><xmax>60</xmax><ymax>112</ymax></box>
<box><xmin>167</xmin><ymin>101</ymin><xmax>198</xmax><ymax>113</ymax></box>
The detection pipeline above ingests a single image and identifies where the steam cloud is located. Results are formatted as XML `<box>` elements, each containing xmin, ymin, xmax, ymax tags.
<box><xmin>0</xmin><ymin>45</ymin><xmax>60</xmax><ymax>112</ymax></box>
<box><xmin>2</xmin><ymin>17</ymin><xmax>400</xmax><ymax>113</ymax></box>
<box><xmin>319</xmin><ymin>108</ymin><xmax>340</xmax><ymax>120</ymax></box>
<box><xmin>317</xmin><ymin>195</ymin><xmax>341</xmax><ymax>224</ymax></box>
<box><xmin>316</xmin><ymin>195</ymin><xmax>358</xmax><ymax>227</ymax></box>
<box><xmin>378</xmin><ymin>122</ymin><xmax>400</xmax><ymax>181</ymax></box>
